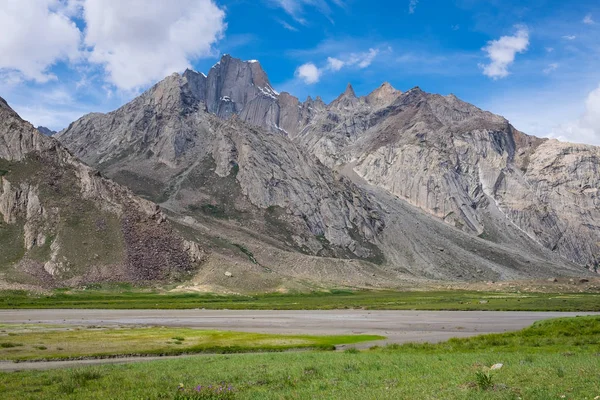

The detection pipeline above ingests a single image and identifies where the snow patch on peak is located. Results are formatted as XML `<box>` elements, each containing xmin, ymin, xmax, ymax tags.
<box><xmin>258</xmin><ymin>84</ymin><xmax>279</xmax><ymax>99</ymax></box>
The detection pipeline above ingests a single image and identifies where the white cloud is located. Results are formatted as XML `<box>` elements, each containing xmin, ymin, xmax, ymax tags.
<box><xmin>295</xmin><ymin>63</ymin><xmax>321</xmax><ymax>84</ymax></box>
<box><xmin>549</xmin><ymin>84</ymin><xmax>600</xmax><ymax>145</ymax></box>
<box><xmin>545</xmin><ymin>47</ymin><xmax>554</xmax><ymax>53</ymax></box>
<box><xmin>581</xmin><ymin>85</ymin><xmax>600</xmax><ymax>133</ymax></box>
<box><xmin>409</xmin><ymin>0</ymin><xmax>418</xmax><ymax>14</ymax></box>
<box><xmin>553</xmin><ymin>85</ymin><xmax>600</xmax><ymax>145</ymax></box>
<box><xmin>296</xmin><ymin>48</ymin><xmax>381</xmax><ymax>84</ymax></box>
<box><xmin>583</xmin><ymin>14</ymin><xmax>595</xmax><ymax>25</ymax></box>
<box><xmin>562</xmin><ymin>35</ymin><xmax>577</xmax><ymax>40</ymax></box>
<box><xmin>268</xmin><ymin>0</ymin><xmax>342</xmax><ymax>24</ymax></box>
<box><xmin>0</xmin><ymin>0</ymin><xmax>81</xmax><ymax>83</ymax></box>
<box><xmin>480</xmin><ymin>27</ymin><xmax>529</xmax><ymax>79</ymax></box>
<box><xmin>15</xmin><ymin>104</ymin><xmax>87</xmax><ymax>130</ymax></box>
<box><xmin>350</xmin><ymin>48</ymin><xmax>379</xmax><ymax>68</ymax></box>
<box><xmin>83</xmin><ymin>0</ymin><xmax>226</xmax><ymax>90</ymax></box>
<box><xmin>543</xmin><ymin>63</ymin><xmax>558</xmax><ymax>74</ymax></box>
<box><xmin>277</xmin><ymin>19</ymin><xmax>299</xmax><ymax>31</ymax></box>
<box><xmin>327</xmin><ymin>57</ymin><xmax>345</xmax><ymax>71</ymax></box>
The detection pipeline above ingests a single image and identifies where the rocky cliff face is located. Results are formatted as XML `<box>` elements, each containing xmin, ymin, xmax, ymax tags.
<box><xmin>58</xmin><ymin>72</ymin><xmax>385</xmax><ymax>261</ymax></box>
<box><xmin>292</xmin><ymin>86</ymin><xmax>600</xmax><ymax>271</ymax></box>
<box><xmin>0</xmin><ymin>97</ymin><xmax>202</xmax><ymax>287</ymax></box>
<box><xmin>55</xmin><ymin>55</ymin><xmax>597</xmax><ymax>283</ymax></box>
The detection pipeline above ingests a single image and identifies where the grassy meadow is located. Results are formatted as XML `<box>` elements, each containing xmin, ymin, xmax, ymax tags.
<box><xmin>0</xmin><ymin>325</ymin><xmax>381</xmax><ymax>361</ymax></box>
<box><xmin>2</xmin><ymin>287</ymin><xmax>600</xmax><ymax>311</ymax></box>
<box><xmin>0</xmin><ymin>316</ymin><xmax>598</xmax><ymax>399</ymax></box>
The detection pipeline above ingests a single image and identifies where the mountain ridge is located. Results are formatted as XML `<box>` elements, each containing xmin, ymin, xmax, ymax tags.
<box><xmin>54</xmin><ymin>55</ymin><xmax>598</xmax><ymax>283</ymax></box>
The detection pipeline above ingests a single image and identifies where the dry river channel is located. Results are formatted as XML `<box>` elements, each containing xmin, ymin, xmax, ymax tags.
<box><xmin>0</xmin><ymin>310</ymin><xmax>597</xmax><ymax>371</ymax></box>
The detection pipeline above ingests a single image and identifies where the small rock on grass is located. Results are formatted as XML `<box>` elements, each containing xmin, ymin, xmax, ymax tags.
<box><xmin>490</xmin><ymin>363</ymin><xmax>503</xmax><ymax>370</ymax></box>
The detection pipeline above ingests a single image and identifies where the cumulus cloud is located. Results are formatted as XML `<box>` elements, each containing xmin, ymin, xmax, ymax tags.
<box><xmin>550</xmin><ymin>84</ymin><xmax>600</xmax><ymax>145</ymax></box>
<box><xmin>327</xmin><ymin>48</ymin><xmax>380</xmax><ymax>71</ymax></box>
<box><xmin>83</xmin><ymin>0</ymin><xmax>226</xmax><ymax>90</ymax></box>
<box><xmin>583</xmin><ymin>14</ymin><xmax>595</xmax><ymax>25</ymax></box>
<box><xmin>348</xmin><ymin>48</ymin><xmax>379</xmax><ymax>68</ymax></box>
<box><xmin>296</xmin><ymin>63</ymin><xmax>321</xmax><ymax>84</ymax></box>
<box><xmin>562</xmin><ymin>35</ymin><xmax>577</xmax><ymax>40</ymax></box>
<box><xmin>480</xmin><ymin>27</ymin><xmax>529</xmax><ymax>79</ymax></box>
<box><xmin>409</xmin><ymin>0</ymin><xmax>418</xmax><ymax>14</ymax></box>
<box><xmin>296</xmin><ymin>48</ymin><xmax>381</xmax><ymax>84</ymax></box>
<box><xmin>582</xmin><ymin>85</ymin><xmax>600</xmax><ymax>133</ymax></box>
<box><xmin>0</xmin><ymin>0</ymin><xmax>81</xmax><ymax>83</ymax></box>
<box><xmin>327</xmin><ymin>57</ymin><xmax>345</xmax><ymax>71</ymax></box>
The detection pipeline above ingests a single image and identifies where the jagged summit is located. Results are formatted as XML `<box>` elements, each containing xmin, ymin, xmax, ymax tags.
<box><xmin>330</xmin><ymin>83</ymin><xmax>360</xmax><ymax>109</ymax></box>
<box><xmin>406</xmin><ymin>86</ymin><xmax>424</xmax><ymax>93</ymax></box>
<box><xmin>343</xmin><ymin>83</ymin><xmax>356</xmax><ymax>97</ymax></box>
<box><xmin>367</xmin><ymin>82</ymin><xmax>402</xmax><ymax>106</ymax></box>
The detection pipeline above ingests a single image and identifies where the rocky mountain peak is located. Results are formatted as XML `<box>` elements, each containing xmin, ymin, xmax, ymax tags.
<box><xmin>0</xmin><ymin>97</ymin><xmax>50</xmax><ymax>161</ymax></box>
<box><xmin>366</xmin><ymin>82</ymin><xmax>402</xmax><ymax>107</ymax></box>
<box><xmin>330</xmin><ymin>83</ymin><xmax>360</xmax><ymax>109</ymax></box>
<box><xmin>342</xmin><ymin>83</ymin><xmax>356</xmax><ymax>98</ymax></box>
<box><xmin>210</xmin><ymin>54</ymin><xmax>274</xmax><ymax>92</ymax></box>
<box><xmin>204</xmin><ymin>55</ymin><xmax>279</xmax><ymax>118</ymax></box>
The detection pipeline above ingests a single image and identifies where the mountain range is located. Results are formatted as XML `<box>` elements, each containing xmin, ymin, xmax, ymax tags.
<box><xmin>1</xmin><ymin>55</ymin><xmax>597</xmax><ymax>291</ymax></box>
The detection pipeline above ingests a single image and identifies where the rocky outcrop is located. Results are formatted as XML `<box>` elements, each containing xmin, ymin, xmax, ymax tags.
<box><xmin>0</xmin><ymin>98</ymin><xmax>50</xmax><ymax>161</ymax></box>
<box><xmin>0</xmin><ymin>96</ymin><xmax>202</xmax><ymax>286</ymax></box>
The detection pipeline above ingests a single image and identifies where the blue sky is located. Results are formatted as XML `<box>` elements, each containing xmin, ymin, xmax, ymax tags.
<box><xmin>1</xmin><ymin>0</ymin><xmax>599</xmax><ymax>145</ymax></box>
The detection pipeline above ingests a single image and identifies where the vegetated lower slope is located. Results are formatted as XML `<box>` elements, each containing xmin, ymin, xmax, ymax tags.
<box><xmin>56</xmin><ymin>55</ymin><xmax>595</xmax><ymax>284</ymax></box>
<box><xmin>0</xmin><ymin>97</ymin><xmax>203</xmax><ymax>288</ymax></box>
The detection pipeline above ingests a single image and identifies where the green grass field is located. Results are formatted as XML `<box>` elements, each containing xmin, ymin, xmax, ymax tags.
<box><xmin>0</xmin><ymin>325</ymin><xmax>381</xmax><ymax>361</ymax></box>
<box><xmin>2</xmin><ymin>287</ymin><xmax>600</xmax><ymax>311</ymax></box>
<box><xmin>0</xmin><ymin>316</ymin><xmax>598</xmax><ymax>399</ymax></box>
